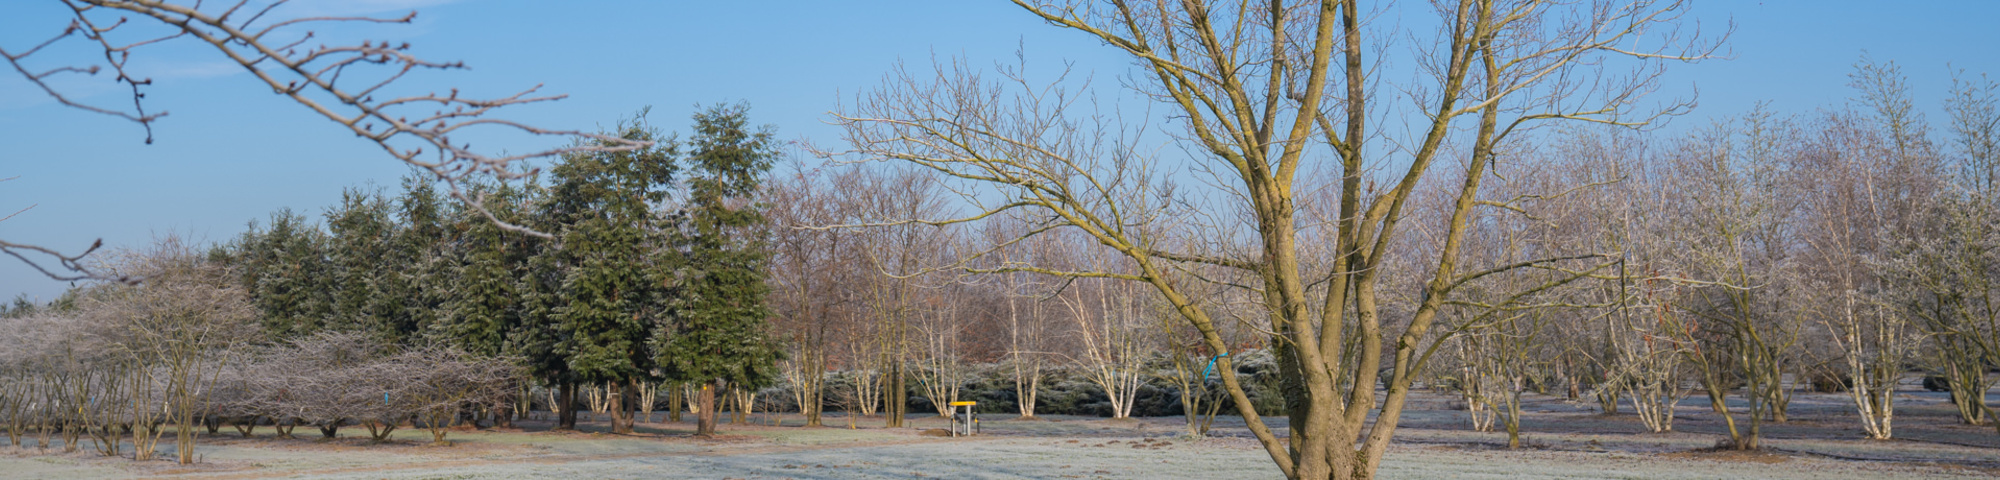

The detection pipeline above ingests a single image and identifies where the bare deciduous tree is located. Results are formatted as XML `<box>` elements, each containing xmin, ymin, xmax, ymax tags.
<box><xmin>1880</xmin><ymin>62</ymin><xmax>2000</xmax><ymax>430</ymax></box>
<box><xmin>1059</xmin><ymin>273</ymin><xmax>1150</xmax><ymax>420</ymax></box>
<box><xmin>826</xmin><ymin>1</ymin><xmax>1716</xmax><ymax>477</ymax></box>
<box><xmin>1794</xmin><ymin>105</ymin><xmax>1924</xmax><ymax>440</ymax></box>
<box><xmin>81</xmin><ymin>237</ymin><xmax>257</xmax><ymax>463</ymax></box>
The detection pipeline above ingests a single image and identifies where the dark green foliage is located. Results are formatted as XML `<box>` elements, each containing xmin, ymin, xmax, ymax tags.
<box><xmin>229</xmin><ymin>179</ymin><xmax>463</xmax><ymax>344</ymax></box>
<box><xmin>434</xmin><ymin>182</ymin><xmax>536</xmax><ymax>358</ymax></box>
<box><xmin>314</xmin><ymin>182</ymin><xmax>457</xmax><ymax>344</ymax></box>
<box><xmin>653</xmin><ymin>103</ymin><xmax>783</xmax><ymax>391</ymax></box>
<box><xmin>0</xmin><ymin>295</ymin><xmax>33</xmax><ymax>319</ymax></box>
<box><xmin>220</xmin><ymin>105</ymin><xmax>789</xmax><ymax>413</ymax></box>
<box><xmin>0</xmin><ymin>292</ymin><xmax>75</xmax><ymax>319</ymax></box>
<box><xmin>227</xmin><ymin>179</ymin><xmax>454</xmax><ymax>342</ymax></box>
<box><xmin>234</xmin><ymin>209</ymin><xmax>335</xmax><ymax>337</ymax></box>
<box><xmin>325</xmin><ymin>188</ymin><xmax>401</xmax><ymax>339</ymax></box>
<box><xmin>528</xmin><ymin>113</ymin><xmax>678</xmax><ymax>387</ymax></box>
<box><xmin>391</xmin><ymin>179</ymin><xmax>451</xmax><ymax>339</ymax></box>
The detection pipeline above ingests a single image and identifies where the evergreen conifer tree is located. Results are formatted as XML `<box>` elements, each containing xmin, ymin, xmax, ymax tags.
<box><xmin>438</xmin><ymin>182</ymin><xmax>534</xmax><ymax>357</ymax></box>
<box><xmin>326</xmin><ymin>188</ymin><xmax>400</xmax><ymax>340</ymax></box>
<box><xmin>235</xmin><ymin>209</ymin><xmax>335</xmax><ymax>337</ymax></box>
<box><xmin>527</xmin><ymin>114</ymin><xmax>677</xmax><ymax>433</ymax></box>
<box><xmin>653</xmin><ymin>103</ymin><xmax>782</xmax><ymax>436</ymax></box>
<box><xmin>390</xmin><ymin>178</ymin><xmax>451</xmax><ymax>339</ymax></box>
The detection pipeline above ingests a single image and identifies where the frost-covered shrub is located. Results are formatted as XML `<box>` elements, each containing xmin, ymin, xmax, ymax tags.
<box><xmin>220</xmin><ymin>331</ymin><xmax>519</xmax><ymax>442</ymax></box>
<box><xmin>1222</xmin><ymin>349</ymin><xmax>1289</xmax><ymax>416</ymax></box>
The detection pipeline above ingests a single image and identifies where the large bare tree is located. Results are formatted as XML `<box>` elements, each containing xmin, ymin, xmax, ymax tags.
<box><xmin>826</xmin><ymin>1</ymin><xmax>1716</xmax><ymax>477</ymax></box>
<box><xmin>1880</xmin><ymin>61</ymin><xmax>2000</xmax><ymax>431</ymax></box>
<box><xmin>767</xmin><ymin>164</ymin><xmax>868</xmax><ymax>427</ymax></box>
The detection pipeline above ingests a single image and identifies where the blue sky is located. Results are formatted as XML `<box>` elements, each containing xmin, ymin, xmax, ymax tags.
<box><xmin>3</xmin><ymin>0</ymin><xmax>1997</xmax><ymax>301</ymax></box>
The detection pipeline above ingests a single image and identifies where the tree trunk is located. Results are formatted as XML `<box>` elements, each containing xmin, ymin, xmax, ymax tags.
<box><xmin>1945</xmin><ymin>360</ymin><xmax>1992</xmax><ymax>425</ymax></box>
<box><xmin>803</xmin><ymin>352</ymin><xmax>824</xmax><ymax>427</ymax></box>
<box><xmin>696</xmin><ymin>382</ymin><xmax>719</xmax><ymax>436</ymax></box>
<box><xmin>608</xmin><ymin>379</ymin><xmax>632</xmax><ymax>434</ymax></box>
<box><xmin>730</xmin><ymin>388</ymin><xmax>751</xmax><ymax>424</ymax></box>
<box><xmin>366</xmin><ymin>420</ymin><xmax>396</xmax><ymax>442</ymax></box>
<box><xmin>494</xmin><ymin>402</ymin><xmax>514</xmax><ymax>429</ymax></box>
<box><xmin>638</xmin><ymin>380</ymin><xmax>657</xmax><ymax>424</ymax></box>
<box><xmin>733</xmin><ymin>390</ymin><xmax>743</xmax><ymax>424</ymax></box>
<box><xmin>885</xmin><ymin>363</ymin><xmax>906</xmax><ymax>428</ymax></box>
<box><xmin>1703</xmin><ymin>374</ymin><xmax>1745</xmax><ymax>449</ymax></box>
<box><xmin>1504</xmin><ymin>387</ymin><xmax>1523</xmax><ymax>449</ymax></box>
<box><xmin>557</xmin><ymin>382</ymin><xmax>578</xmax><ymax>430</ymax></box>
<box><xmin>668</xmin><ymin>384</ymin><xmax>684</xmax><ymax>423</ymax></box>
<box><xmin>803</xmin><ymin>380</ymin><xmax>821</xmax><ymax>427</ymax></box>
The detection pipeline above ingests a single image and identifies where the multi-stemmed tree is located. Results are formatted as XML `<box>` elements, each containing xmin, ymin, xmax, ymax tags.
<box><xmin>829</xmin><ymin>1</ymin><xmax>1716</xmax><ymax>477</ymax></box>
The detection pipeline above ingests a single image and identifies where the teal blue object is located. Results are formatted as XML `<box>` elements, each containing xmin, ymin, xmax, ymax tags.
<box><xmin>1202</xmin><ymin>352</ymin><xmax>1230</xmax><ymax>380</ymax></box>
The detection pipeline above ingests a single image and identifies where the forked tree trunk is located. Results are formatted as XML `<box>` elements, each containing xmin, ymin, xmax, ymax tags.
<box><xmin>802</xmin><ymin>367</ymin><xmax>823</xmax><ymax>427</ymax></box>
<box><xmin>638</xmin><ymin>380</ymin><xmax>658</xmax><ymax>424</ymax></box>
<box><xmin>1942</xmin><ymin>357</ymin><xmax>1992</xmax><ymax>426</ymax></box>
<box><xmin>365</xmin><ymin>420</ymin><xmax>396</xmax><ymax>442</ymax></box>
<box><xmin>829</xmin><ymin>1</ymin><xmax>1713</xmax><ymax>477</ymax></box>
<box><xmin>234</xmin><ymin>416</ymin><xmax>258</xmax><ymax>437</ymax></box>
<box><xmin>884</xmin><ymin>362</ymin><xmax>906</xmax><ymax>428</ymax></box>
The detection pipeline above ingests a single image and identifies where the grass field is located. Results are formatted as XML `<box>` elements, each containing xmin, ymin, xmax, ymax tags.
<box><xmin>3</xmin><ymin>388</ymin><xmax>1997</xmax><ymax>479</ymax></box>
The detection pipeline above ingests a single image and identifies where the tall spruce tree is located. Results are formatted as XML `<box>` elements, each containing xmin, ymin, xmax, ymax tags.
<box><xmin>326</xmin><ymin>188</ymin><xmax>401</xmax><ymax>340</ymax></box>
<box><xmin>437</xmin><ymin>182</ymin><xmax>534</xmax><ymax>357</ymax></box>
<box><xmin>517</xmin><ymin>240</ymin><xmax>577</xmax><ymax>426</ymax></box>
<box><xmin>390</xmin><ymin>178</ymin><xmax>451</xmax><ymax>340</ymax></box>
<box><xmin>235</xmin><ymin>209</ymin><xmax>335</xmax><ymax>337</ymax></box>
<box><xmin>527</xmin><ymin>114</ymin><xmax>677</xmax><ymax>433</ymax></box>
<box><xmin>653</xmin><ymin>103</ymin><xmax>782</xmax><ymax>436</ymax></box>
<box><xmin>428</xmin><ymin>180</ymin><xmax>538</xmax><ymax>427</ymax></box>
